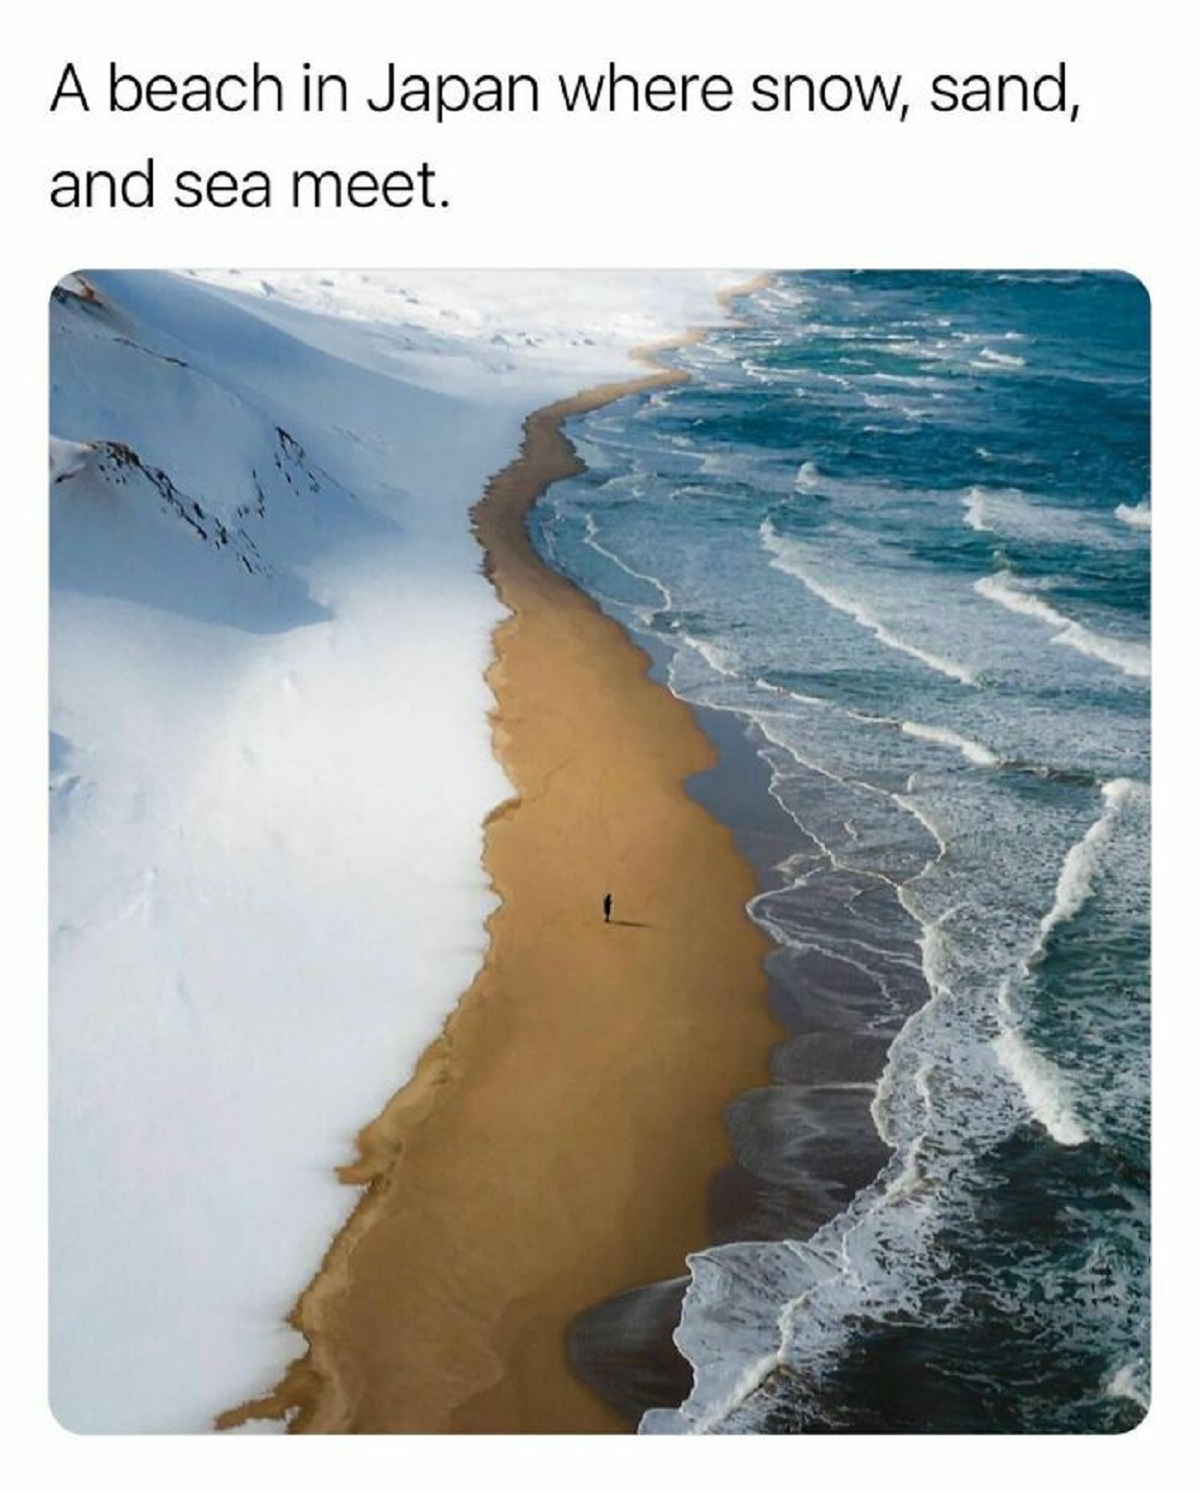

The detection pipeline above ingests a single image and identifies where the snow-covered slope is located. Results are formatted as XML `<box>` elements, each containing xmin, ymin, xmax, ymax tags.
<box><xmin>49</xmin><ymin>268</ymin><xmax>745</xmax><ymax>1432</ymax></box>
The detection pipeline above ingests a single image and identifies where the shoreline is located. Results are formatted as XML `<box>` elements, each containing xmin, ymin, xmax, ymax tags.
<box><xmin>220</xmin><ymin>280</ymin><xmax>781</xmax><ymax>1434</ymax></box>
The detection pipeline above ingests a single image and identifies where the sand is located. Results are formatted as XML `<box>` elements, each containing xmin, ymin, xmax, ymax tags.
<box><xmin>220</xmin><ymin>329</ymin><xmax>781</xmax><ymax>1435</ymax></box>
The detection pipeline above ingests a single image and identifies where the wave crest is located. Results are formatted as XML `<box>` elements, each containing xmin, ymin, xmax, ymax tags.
<box><xmin>762</xmin><ymin>521</ymin><xmax>976</xmax><ymax>685</ymax></box>
<box><xmin>1115</xmin><ymin>501</ymin><xmax>1151</xmax><ymax>530</ymax></box>
<box><xmin>974</xmin><ymin>572</ymin><xmax>1150</xmax><ymax>679</ymax></box>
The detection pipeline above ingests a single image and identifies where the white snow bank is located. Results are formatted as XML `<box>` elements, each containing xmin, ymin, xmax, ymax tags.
<box><xmin>49</xmin><ymin>436</ymin><xmax>91</xmax><ymax>485</ymax></box>
<box><xmin>49</xmin><ymin>268</ymin><xmax>750</xmax><ymax>1432</ymax></box>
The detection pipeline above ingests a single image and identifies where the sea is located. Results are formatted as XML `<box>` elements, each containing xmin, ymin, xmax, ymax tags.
<box><xmin>529</xmin><ymin>272</ymin><xmax>1150</xmax><ymax>1434</ymax></box>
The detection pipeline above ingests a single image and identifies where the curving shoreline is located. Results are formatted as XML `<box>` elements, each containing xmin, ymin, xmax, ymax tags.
<box><xmin>220</xmin><ymin>287</ymin><xmax>781</xmax><ymax>1434</ymax></box>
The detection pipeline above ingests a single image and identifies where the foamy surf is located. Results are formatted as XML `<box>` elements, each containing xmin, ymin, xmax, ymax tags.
<box><xmin>975</xmin><ymin>571</ymin><xmax>1150</xmax><ymax>678</ymax></box>
<box><xmin>991</xmin><ymin>778</ymin><xmax>1142</xmax><ymax>1147</ymax></box>
<box><xmin>975</xmin><ymin>347</ymin><xmax>1027</xmax><ymax>368</ymax></box>
<box><xmin>682</xmin><ymin>634</ymin><xmax>741</xmax><ymax>679</ymax></box>
<box><xmin>992</xmin><ymin>1024</ymin><xmax>1090</xmax><ymax>1147</ymax></box>
<box><xmin>761</xmin><ymin>521</ymin><xmax>977</xmax><ymax>685</ymax></box>
<box><xmin>962</xmin><ymin>487</ymin><xmax>1130</xmax><ymax>548</ymax></box>
<box><xmin>962</xmin><ymin>487</ymin><xmax>993</xmax><ymax>532</ymax></box>
<box><xmin>581</xmin><ymin>512</ymin><xmax>672</xmax><ymax>612</ymax></box>
<box><xmin>899</xmin><ymin>719</ymin><xmax>999</xmax><ymax>767</ymax></box>
<box><xmin>1115</xmin><ymin>500</ymin><xmax>1151</xmax><ymax>529</ymax></box>
<box><xmin>1105</xmin><ymin>1363</ymin><xmax>1150</xmax><ymax>1411</ymax></box>
<box><xmin>1029</xmin><ymin>778</ymin><xmax>1138</xmax><ymax>962</ymax></box>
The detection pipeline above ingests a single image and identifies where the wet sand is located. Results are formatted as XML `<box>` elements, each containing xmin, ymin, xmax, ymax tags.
<box><xmin>220</xmin><ymin>315</ymin><xmax>780</xmax><ymax>1434</ymax></box>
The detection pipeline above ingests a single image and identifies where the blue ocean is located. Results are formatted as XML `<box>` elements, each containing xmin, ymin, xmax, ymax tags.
<box><xmin>532</xmin><ymin>272</ymin><xmax>1150</xmax><ymax>1433</ymax></box>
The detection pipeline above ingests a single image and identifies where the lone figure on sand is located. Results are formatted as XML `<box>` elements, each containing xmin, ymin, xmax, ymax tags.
<box><xmin>603</xmin><ymin>892</ymin><xmax>613</xmax><ymax>924</ymax></box>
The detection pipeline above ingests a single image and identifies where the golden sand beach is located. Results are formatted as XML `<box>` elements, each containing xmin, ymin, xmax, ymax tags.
<box><xmin>220</xmin><ymin>305</ymin><xmax>780</xmax><ymax>1435</ymax></box>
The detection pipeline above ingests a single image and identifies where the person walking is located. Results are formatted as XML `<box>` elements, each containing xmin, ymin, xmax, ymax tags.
<box><xmin>603</xmin><ymin>892</ymin><xmax>613</xmax><ymax>923</ymax></box>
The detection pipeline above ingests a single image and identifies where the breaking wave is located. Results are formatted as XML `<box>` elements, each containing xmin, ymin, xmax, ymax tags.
<box><xmin>975</xmin><ymin>571</ymin><xmax>1150</xmax><ymax>678</ymax></box>
<box><xmin>762</xmin><ymin>520</ymin><xmax>977</xmax><ymax>685</ymax></box>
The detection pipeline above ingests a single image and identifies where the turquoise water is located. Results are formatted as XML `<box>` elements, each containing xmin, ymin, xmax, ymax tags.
<box><xmin>533</xmin><ymin>273</ymin><xmax>1150</xmax><ymax>1433</ymax></box>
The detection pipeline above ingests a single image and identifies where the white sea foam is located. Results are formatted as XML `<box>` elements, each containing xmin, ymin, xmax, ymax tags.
<box><xmin>581</xmin><ymin>512</ymin><xmax>672</xmax><ymax>611</ymax></box>
<box><xmin>795</xmin><ymin>460</ymin><xmax>822</xmax><ymax>490</ymax></box>
<box><xmin>995</xmin><ymin>272</ymin><xmax>1084</xmax><ymax>285</ymax></box>
<box><xmin>698</xmin><ymin>449</ymin><xmax>742</xmax><ymax>479</ymax></box>
<box><xmin>992</xmin><ymin>1025</ymin><xmax>1090</xmax><ymax>1146</ymax></box>
<box><xmin>753</xmin><ymin>677</ymin><xmax>826</xmax><ymax>708</ymax></box>
<box><xmin>1029</xmin><ymin>779</ymin><xmax>1138</xmax><ymax>961</ymax></box>
<box><xmin>962</xmin><ymin>486</ymin><xmax>1046</xmax><ymax>538</ymax></box>
<box><xmin>683</xmin><ymin>633</ymin><xmax>741</xmax><ymax>679</ymax></box>
<box><xmin>963</xmin><ymin>487</ymin><xmax>1133</xmax><ymax>549</ymax></box>
<box><xmin>974</xmin><ymin>572</ymin><xmax>1150</xmax><ymax>679</ymax></box>
<box><xmin>962</xmin><ymin>487</ymin><xmax>992</xmax><ymax>531</ymax></box>
<box><xmin>762</xmin><ymin>522</ymin><xmax>976</xmax><ymax>685</ymax></box>
<box><xmin>900</xmin><ymin>720</ymin><xmax>999</xmax><ymax>767</ymax></box>
<box><xmin>976</xmin><ymin>347</ymin><xmax>1027</xmax><ymax>368</ymax></box>
<box><xmin>871</xmin><ymin>905</ymin><xmax>954</xmax><ymax>1155</ymax></box>
<box><xmin>992</xmin><ymin>779</ymin><xmax>1141</xmax><ymax>1146</ymax></box>
<box><xmin>869</xmin><ymin>371</ymin><xmax>940</xmax><ymax>388</ymax></box>
<box><xmin>1105</xmin><ymin>1363</ymin><xmax>1150</xmax><ymax>1411</ymax></box>
<box><xmin>879</xmin><ymin>1059</ymin><xmax>934</xmax><ymax>1201</ymax></box>
<box><xmin>1115</xmin><ymin>500</ymin><xmax>1151</xmax><ymax>529</ymax></box>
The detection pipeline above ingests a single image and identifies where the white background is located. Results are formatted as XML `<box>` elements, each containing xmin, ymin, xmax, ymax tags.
<box><xmin>9</xmin><ymin>0</ymin><xmax>1189</xmax><ymax>1484</ymax></box>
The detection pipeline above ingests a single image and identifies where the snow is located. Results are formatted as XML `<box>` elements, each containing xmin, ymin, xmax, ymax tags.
<box><xmin>48</xmin><ymin>268</ymin><xmax>748</xmax><ymax>1432</ymax></box>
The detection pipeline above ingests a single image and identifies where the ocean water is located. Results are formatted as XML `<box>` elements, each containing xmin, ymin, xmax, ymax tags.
<box><xmin>530</xmin><ymin>272</ymin><xmax>1150</xmax><ymax>1433</ymax></box>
